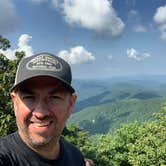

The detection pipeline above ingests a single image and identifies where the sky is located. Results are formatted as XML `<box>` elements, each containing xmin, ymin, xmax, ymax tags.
<box><xmin>1</xmin><ymin>0</ymin><xmax>166</xmax><ymax>79</ymax></box>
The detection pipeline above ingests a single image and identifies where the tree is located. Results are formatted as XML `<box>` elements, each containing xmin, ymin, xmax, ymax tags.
<box><xmin>85</xmin><ymin>107</ymin><xmax>166</xmax><ymax>166</ymax></box>
<box><xmin>0</xmin><ymin>36</ymin><xmax>25</xmax><ymax>136</ymax></box>
<box><xmin>128</xmin><ymin>105</ymin><xmax>166</xmax><ymax>166</ymax></box>
<box><xmin>0</xmin><ymin>35</ymin><xmax>10</xmax><ymax>50</ymax></box>
<box><xmin>63</xmin><ymin>124</ymin><xmax>95</xmax><ymax>157</ymax></box>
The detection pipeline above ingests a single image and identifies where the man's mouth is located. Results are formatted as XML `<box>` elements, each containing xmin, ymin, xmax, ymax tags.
<box><xmin>31</xmin><ymin>121</ymin><xmax>52</xmax><ymax>127</ymax></box>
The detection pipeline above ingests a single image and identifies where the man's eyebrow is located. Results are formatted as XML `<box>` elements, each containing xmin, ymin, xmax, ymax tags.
<box><xmin>18</xmin><ymin>88</ymin><xmax>34</xmax><ymax>94</ymax></box>
<box><xmin>49</xmin><ymin>88</ymin><xmax>68</xmax><ymax>94</ymax></box>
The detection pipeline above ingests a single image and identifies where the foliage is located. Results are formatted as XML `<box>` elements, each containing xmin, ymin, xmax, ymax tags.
<box><xmin>70</xmin><ymin>97</ymin><xmax>165</xmax><ymax>134</ymax></box>
<box><xmin>62</xmin><ymin>124</ymin><xmax>98</xmax><ymax>164</ymax></box>
<box><xmin>0</xmin><ymin>36</ymin><xmax>25</xmax><ymax>136</ymax></box>
<box><xmin>0</xmin><ymin>35</ymin><xmax>10</xmax><ymax>50</ymax></box>
<box><xmin>128</xmin><ymin>122</ymin><xmax>165</xmax><ymax>165</ymax></box>
<box><xmin>65</xmin><ymin>107</ymin><xmax>166</xmax><ymax>166</ymax></box>
<box><xmin>62</xmin><ymin>124</ymin><xmax>90</xmax><ymax>152</ymax></box>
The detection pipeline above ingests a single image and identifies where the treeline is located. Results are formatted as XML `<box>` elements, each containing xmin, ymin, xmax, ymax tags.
<box><xmin>0</xmin><ymin>36</ymin><xmax>166</xmax><ymax>165</ymax></box>
<box><xmin>64</xmin><ymin>107</ymin><xmax>165</xmax><ymax>166</ymax></box>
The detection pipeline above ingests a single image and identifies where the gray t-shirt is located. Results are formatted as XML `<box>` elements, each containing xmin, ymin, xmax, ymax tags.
<box><xmin>0</xmin><ymin>132</ymin><xmax>85</xmax><ymax>166</ymax></box>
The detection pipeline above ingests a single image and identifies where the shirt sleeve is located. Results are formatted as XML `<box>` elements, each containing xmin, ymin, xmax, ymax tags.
<box><xmin>0</xmin><ymin>155</ymin><xmax>8</xmax><ymax>166</ymax></box>
<box><xmin>0</xmin><ymin>149</ymin><xmax>12</xmax><ymax>166</ymax></box>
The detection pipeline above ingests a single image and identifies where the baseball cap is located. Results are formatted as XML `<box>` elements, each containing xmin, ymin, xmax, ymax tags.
<box><xmin>11</xmin><ymin>52</ymin><xmax>75</xmax><ymax>93</ymax></box>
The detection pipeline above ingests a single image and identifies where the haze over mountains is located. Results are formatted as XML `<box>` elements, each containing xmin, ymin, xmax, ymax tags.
<box><xmin>69</xmin><ymin>75</ymin><xmax>166</xmax><ymax>134</ymax></box>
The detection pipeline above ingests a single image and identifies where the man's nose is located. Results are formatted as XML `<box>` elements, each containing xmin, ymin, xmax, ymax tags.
<box><xmin>32</xmin><ymin>99</ymin><xmax>50</xmax><ymax>118</ymax></box>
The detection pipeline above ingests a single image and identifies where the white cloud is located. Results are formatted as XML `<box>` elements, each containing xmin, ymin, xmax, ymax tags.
<box><xmin>142</xmin><ymin>53</ymin><xmax>151</xmax><ymax>58</ymax></box>
<box><xmin>154</xmin><ymin>5</ymin><xmax>166</xmax><ymax>41</ymax></box>
<box><xmin>0</xmin><ymin>0</ymin><xmax>19</xmax><ymax>34</ymax></box>
<box><xmin>154</xmin><ymin>5</ymin><xmax>166</xmax><ymax>24</ymax></box>
<box><xmin>0</xmin><ymin>34</ymin><xmax>33</xmax><ymax>60</ymax></box>
<box><xmin>0</xmin><ymin>49</ymin><xmax>16</xmax><ymax>60</ymax></box>
<box><xmin>127</xmin><ymin>48</ymin><xmax>141</xmax><ymax>61</ymax></box>
<box><xmin>127</xmin><ymin>48</ymin><xmax>151</xmax><ymax>61</ymax></box>
<box><xmin>57</xmin><ymin>46</ymin><xmax>96</xmax><ymax>65</ymax></box>
<box><xmin>133</xmin><ymin>24</ymin><xmax>147</xmax><ymax>32</ymax></box>
<box><xmin>17</xmin><ymin>34</ymin><xmax>33</xmax><ymax>56</ymax></box>
<box><xmin>29</xmin><ymin>0</ymin><xmax>125</xmax><ymax>37</ymax></box>
<box><xmin>57</xmin><ymin>0</ymin><xmax>124</xmax><ymax>37</ymax></box>
<box><xmin>0</xmin><ymin>34</ymin><xmax>94</xmax><ymax>65</ymax></box>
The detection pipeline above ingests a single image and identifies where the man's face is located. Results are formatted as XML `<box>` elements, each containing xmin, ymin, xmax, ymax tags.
<box><xmin>11</xmin><ymin>76</ymin><xmax>77</xmax><ymax>148</ymax></box>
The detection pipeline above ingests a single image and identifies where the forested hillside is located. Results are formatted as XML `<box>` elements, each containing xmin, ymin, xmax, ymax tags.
<box><xmin>69</xmin><ymin>78</ymin><xmax>166</xmax><ymax>134</ymax></box>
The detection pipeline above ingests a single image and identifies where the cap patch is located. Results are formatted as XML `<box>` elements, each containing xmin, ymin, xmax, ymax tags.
<box><xmin>26</xmin><ymin>54</ymin><xmax>62</xmax><ymax>71</ymax></box>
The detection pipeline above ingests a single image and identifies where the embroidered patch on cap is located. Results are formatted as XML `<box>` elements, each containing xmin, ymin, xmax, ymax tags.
<box><xmin>26</xmin><ymin>54</ymin><xmax>62</xmax><ymax>71</ymax></box>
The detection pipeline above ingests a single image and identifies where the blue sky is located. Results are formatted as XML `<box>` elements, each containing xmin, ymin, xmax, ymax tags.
<box><xmin>1</xmin><ymin>0</ymin><xmax>166</xmax><ymax>79</ymax></box>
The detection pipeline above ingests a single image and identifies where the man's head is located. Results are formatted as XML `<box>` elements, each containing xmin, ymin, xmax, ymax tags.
<box><xmin>11</xmin><ymin>52</ymin><xmax>75</xmax><ymax>93</ymax></box>
<box><xmin>10</xmin><ymin>53</ymin><xmax>77</xmax><ymax>154</ymax></box>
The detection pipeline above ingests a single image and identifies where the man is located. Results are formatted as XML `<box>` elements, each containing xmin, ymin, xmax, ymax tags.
<box><xmin>0</xmin><ymin>53</ymin><xmax>94</xmax><ymax>166</ymax></box>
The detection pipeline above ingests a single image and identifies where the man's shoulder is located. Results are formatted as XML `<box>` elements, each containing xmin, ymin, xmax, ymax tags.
<box><xmin>0</xmin><ymin>132</ymin><xmax>17</xmax><ymax>153</ymax></box>
<box><xmin>60</xmin><ymin>137</ymin><xmax>85</xmax><ymax>165</ymax></box>
<box><xmin>0</xmin><ymin>133</ymin><xmax>17</xmax><ymax>165</ymax></box>
<box><xmin>0</xmin><ymin>132</ymin><xmax>15</xmax><ymax>144</ymax></box>
<box><xmin>60</xmin><ymin>137</ymin><xmax>81</xmax><ymax>153</ymax></box>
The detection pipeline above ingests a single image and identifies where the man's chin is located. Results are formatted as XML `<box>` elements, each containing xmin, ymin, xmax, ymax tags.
<box><xmin>29</xmin><ymin>136</ymin><xmax>52</xmax><ymax>148</ymax></box>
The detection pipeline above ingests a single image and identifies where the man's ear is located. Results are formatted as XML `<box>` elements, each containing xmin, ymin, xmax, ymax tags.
<box><xmin>68</xmin><ymin>93</ymin><xmax>77</xmax><ymax>115</ymax></box>
<box><xmin>10</xmin><ymin>92</ymin><xmax>16</xmax><ymax>102</ymax></box>
<box><xmin>10</xmin><ymin>92</ymin><xmax>17</xmax><ymax>116</ymax></box>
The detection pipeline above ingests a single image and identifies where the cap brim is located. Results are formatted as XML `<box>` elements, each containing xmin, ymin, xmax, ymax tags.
<box><xmin>11</xmin><ymin>75</ymin><xmax>75</xmax><ymax>93</ymax></box>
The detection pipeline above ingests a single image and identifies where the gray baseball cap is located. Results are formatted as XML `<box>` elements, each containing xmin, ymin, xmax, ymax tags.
<box><xmin>11</xmin><ymin>52</ymin><xmax>75</xmax><ymax>93</ymax></box>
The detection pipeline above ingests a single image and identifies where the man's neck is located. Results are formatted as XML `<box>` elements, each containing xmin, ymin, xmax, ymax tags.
<box><xmin>18</xmin><ymin>131</ymin><xmax>61</xmax><ymax>160</ymax></box>
<box><xmin>31</xmin><ymin>140</ymin><xmax>60</xmax><ymax>160</ymax></box>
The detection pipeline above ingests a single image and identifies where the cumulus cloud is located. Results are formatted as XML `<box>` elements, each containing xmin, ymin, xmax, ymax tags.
<box><xmin>17</xmin><ymin>34</ymin><xmax>33</xmax><ymax>56</ymax></box>
<box><xmin>55</xmin><ymin>0</ymin><xmax>124</xmax><ymax>37</ymax></box>
<box><xmin>0</xmin><ymin>34</ymin><xmax>94</xmax><ymax>65</ymax></box>
<box><xmin>29</xmin><ymin>0</ymin><xmax>125</xmax><ymax>37</ymax></box>
<box><xmin>0</xmin><ymin>34</ymin><xmax>33</xmax><ymax>60</ymax></box>
<box><xmin>57</xmin><ymin>46</ymin><xmax>96</xmax><ymax>65</ymax></box>
<box><xmin>0</xmin><ymin>0</ymin><xmax>19</xmax><ymax>34</ymax></box>
<box><xmin>154</xmin><ymin>5</ymin><xmax>166</xmax><ymax>24</ymax></box>
<box><xmin>127</xmin><ymin>48</ymin><xmax>151</xmax><ymax>61</ymax></box>
<box><xmin>154</xmin><ymin>5</ymin><xmax>166</xmax><ymax>41</ymax></box>
<box><xmin>127</xmin><ymin>48</ymin><xmax>141</xmax><ymax>61</ymax></box>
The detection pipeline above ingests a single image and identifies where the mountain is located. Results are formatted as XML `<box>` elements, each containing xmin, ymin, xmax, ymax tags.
<box><xmin>69</xmin><ymin>76</ymin><xmax>166</xmax><ymax>134</ymax></box>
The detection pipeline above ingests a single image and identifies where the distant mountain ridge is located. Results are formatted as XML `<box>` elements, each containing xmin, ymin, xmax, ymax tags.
<box><xmin>69</xmin><ymin>76</ymin><xmax>166</xmax><ymax>134</ymax></box>
<box><xmin>75</xmin><ymin>91</ymin><xmax>112</xmax><ymax>112</ymax></box>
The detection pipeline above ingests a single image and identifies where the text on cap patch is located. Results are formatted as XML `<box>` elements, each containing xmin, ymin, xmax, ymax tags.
<box><xmin>26</xmin><ymin>54</ymin><xmax>63</xmax><ymax>71</ymax></box>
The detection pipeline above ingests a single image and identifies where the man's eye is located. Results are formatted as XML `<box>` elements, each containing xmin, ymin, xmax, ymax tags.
<box><xmin>51</xmin><ymin>96</ymin><xmax>61</xmax><ymax>99</ymax></box>
<box><xmin>22</xmin><ymin>96</ymin><xmax>35</xmax><ymax>100</ymax></box>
